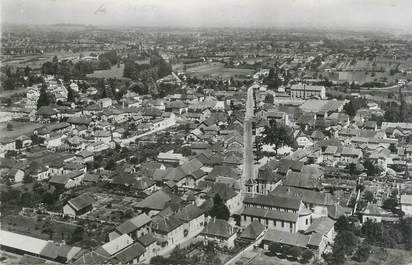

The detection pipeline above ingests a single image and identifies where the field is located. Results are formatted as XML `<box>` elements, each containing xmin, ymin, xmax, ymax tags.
<box><xmin>344</xmin><ymin>246</ymin><xmax>412</xmax><ymax>265</ymax></box>
<box><xmin>86</xmin><ymin>63</ymin><xmax>129</xmax><ymax>80</ymax></box>
<box><xmin>2</xmin><ymin>215</ymin><xmax>79</xmax><ymax>242</ymax></box>
<box><xmin>0</xmin><ymin>121</ymin><xmax>43</xmax><ymax>140</ymax></box>
<box><xmin>2</xmin><ymin>50</ymin><xmax>104</xmax><ymax>70</ymax></box>
<box><xmin>186</xmin><ymin>62</ymin><xmax>255</xmax><ymax>80</ymax></box>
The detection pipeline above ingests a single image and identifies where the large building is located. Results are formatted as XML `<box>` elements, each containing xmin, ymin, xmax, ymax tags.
<box><xmin>291</xmin><ymin>83</ymin><xmax>326</xmax><ymax>99</ymax></box>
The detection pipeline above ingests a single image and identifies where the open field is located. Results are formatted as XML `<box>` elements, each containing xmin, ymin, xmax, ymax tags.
<box><xmin>86</xmin><ymin>63</ymin><xmax>129</xmax><ymax>80</ymax></box>
<box><xmin>0</xmin><ymin>121</ymin><xmax>43</xmax><ymax>140</ymax></box>
<box><xmin>2</xmin><ymin>50</ymin><xmax>105</xmax><ymax>70</ymax></box>
<box><xmin>186</xmin><ymin>62</ymin><xmax>255</xmax><ymax>79</ymax></box>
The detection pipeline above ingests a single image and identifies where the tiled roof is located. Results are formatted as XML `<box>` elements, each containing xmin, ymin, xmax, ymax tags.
<box><xmin>116</xmin><ymin>213</ymin><xmax>151</xmax><ymax>234</ymax></box>
<box><xmin>151</xmin><ymin>215</ymin><xmax>184</xmax><ymax>233</ymax></box>
<box><xmin>68</xmin><ymin>194</ymin><xmax>94</xmax><ymax>211</ymax></box>
<box><xmin>263</xmin><ymin>229</ymin><xmax>309</xmax><ymax>248</ymax></box>
<box><xmin>239</xmin><ymin>220</ymin><xmax>265</xmax><ymax>240</ymax></box>
<box><xmin>175</xmin><ymin>204</ymin><xmax>204</xmax><ymax>222</ymax></box>
<box><xmin>244</xmin><ymin>194</ymin><xmax>301</xmax><ymax>210</ymax></box>
<box><xmin>305</xmin><ymin>217</ymin><xmax>335</xmax><ymax>235</ymax></box>
<box><xmin>273</xmin><ymin>186</ymin><xmax>335</xmax><ymax>206</ymax></box>
<box><xmin>202</xmin><ymin>219</ymin><xmax>234</xmax><ymax>239</ymax></box>
<box><xmin>242</xmin><ymin>207</ymin><xmax>299</xmax><ymax>222</ymax></box>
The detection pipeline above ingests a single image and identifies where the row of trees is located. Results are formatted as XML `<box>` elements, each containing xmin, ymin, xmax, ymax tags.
<box><xmin>269</xmin><ymin>243</ymin><xmax>313</xmax><ymax>263</ymax></box>
<box><xmin>360</xmin><ymin>218</ymin><xmax>412</xmax><ymax>250</ymax></box>
<box><xmin>41</xmin><ymin>51</ymin><xmax>120</xmax><ymax>79</ymax></box>
<box><xmin>1</xmin><ymin>66</ymin><xmax>44</xmax><ymax>91</ymax></box>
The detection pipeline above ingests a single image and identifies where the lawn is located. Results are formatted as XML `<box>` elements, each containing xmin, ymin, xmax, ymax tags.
<box><xmin>186</xmin><ymin>62</ymin><xmax>254</xmax><ymax>80</ymax></box>
<box><xmin>87</xmin><ymin>63</ymin><xmax>129</xmax><ymax>80</ymax></box>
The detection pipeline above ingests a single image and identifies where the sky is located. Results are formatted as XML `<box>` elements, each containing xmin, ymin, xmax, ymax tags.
<box><xmin>2</xmin><ymin>0</ymin><xmax>412</xmax><ymax>32</ymax></box>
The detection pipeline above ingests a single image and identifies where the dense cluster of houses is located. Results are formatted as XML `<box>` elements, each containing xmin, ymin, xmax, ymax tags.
<box><xmin>1</xmin><ymin>76</ymin><xmax>412</xmax><ymax>264</ymax></box>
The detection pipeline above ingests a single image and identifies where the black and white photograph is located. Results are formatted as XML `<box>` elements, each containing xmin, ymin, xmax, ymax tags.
<box><xmin>1</xmin><ymin>0</ymin><xmax>412</xmax><ymax>264</ymax></box>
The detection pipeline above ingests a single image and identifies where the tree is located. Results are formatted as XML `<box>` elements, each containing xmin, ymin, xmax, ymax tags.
<box><xmin>287</xmin><ymin>246</ymin><xmax>303</xmax><ymax>258</ymax></box>
<box><xmin>335</xmin><ymin>216</ymin><xmax>353</xmax><ymax>233</ymax></box>
<box><xmin>301</xmin><ymin>249</ymin><xmax>314</xmax><ymax>263</ymax></box>
<box><xmin>361</xmin><ymin>220</ymin><xmax>383</xmax><ymax>244</ymax></box>
<box><xmin>98</xmin><ymin>58</ymin><xmax>112</xmax><ymax>70</ymax></box>
<box><xmin>23</xmin><ymin>175</ymin><xmax>33</xmax><ymax>184</ymax></box>
<box><xmin>68</xmin><ymin>227</ymin><xmax>84</xmax><ymax>244</ymax></box>
<box><xmin>269</xmin><ymin>242</ymin><xmax>282</xmax><ymax>255</ymax></box>
<box><xmin>67</xmin><ymin>87</ymin><xmax>75</xmax><ymax>102</ymax></box>
<box><xmin>6</xmin><ymin>123</ymin><xmax>13</xmax><ymax>131</ymax></box>
<box><xmin>209</xmin><ymin>194</ymin><xmax>230</xmax><ymax>221</ymax></box>
<box><xmin>382</xmin><ymin>197</ymin><xmax>398</xmax><ymax>212</ymax></box>
<box><xmin>343</xmin><ymin>101</ymin><xmax>357</xmax><ymax>117</ymax></box>
<box><xmin>364</xmin><ymin>159</ymin><xmax>379</xmax><ymax>176</ymax></box>
<box><xmin>364</xmin><ymin>191</ymin><xmax>375</xmax><ymax>203</ymax></box>
<box><xmin>255</xmin><ymin>136</ymin><xmax>264</xmax><ymax>160</ymax></box>
<box><xmin>334</xmin><ymin>230</ymin><xmax>358</xmax><ymax>256</ymax></box>
<box><xmin>41</xmin><ymin>192</ymin><xmax>56</xmax><ymax>205</ymax></box>
<box><xmin>262</xmin><ymin>120</ymin><xmax>295</xmax><ymax>155</ymax></box>
<box><xmin>352</xmin><ymin>241</ymin><xmax>371</xmax><ymax>262</ymax></box>
<box><xmin>37</xmin><ymin>83</ymin><xmax>50</xmax><ymax>109</ymax></box>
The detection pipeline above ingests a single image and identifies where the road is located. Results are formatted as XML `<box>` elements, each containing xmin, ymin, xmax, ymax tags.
<box><xmin>242</xmin><ymin>85</ymin><xmax>257</xmax><ymax>193</ymax></box>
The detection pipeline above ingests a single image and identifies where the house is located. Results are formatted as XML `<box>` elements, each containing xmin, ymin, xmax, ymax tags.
<box><xmin>340</xmin><ymin>147</ymin><xmax>362</xmax><ymax>164</ymax></box>
<box><xmin>304</xmin><ymin>217</ymin><xmax>336</xmax><ymax>254</ymax></box>
<box><xmin>134</xmin><ymin>190</ymin><xmax>173</xmax><ymax>216</ymax></box>
<box><xmin>157</xmin><ymin>152</ymin><xmax>186</xmax><ymax>166</ymax></box>
<box><xmin>238</xmin><ymin>220</ymin><xmax>265</xmax><ymax>243</ymax></box>
<box><xmin>296</xmin><ymin>133</ymin><xmax>314</xmax><ymax>148</ymax></box>
<box><xmin>175</xmin><ymin>204</ymin><xmax>205</xmax><ymax>238</ymax></box>
<box><xmin>261</xmin><ymin>228</ymin><xmax>329</xmax><ymax>257</ymax></box>
<box><xmin>63</xmin><ymin>193</ymin><xmax>94</xmax><ymax>217</ymax></box>
<box><xmin>99</xmin><ymin>98</ymin><xmax>113</xmax><ymax>108</ymax></box>
<box><xmin>111</xmin><ymin>242</ymin><xmax>146</xmax><ymax>264</ymax></box>
<box><xmin>151</xmin><ymin>215</ymin><xmax>185</xmax><ymax>250</ymax></box>
<box><xmin>208</xmin><ymin>182</ymin><xmax>242</xmax><ymax>215</ymax></box>
<box><xmin>94</xmin><ymin>130</ymin><xmax>112</xmax><ymax>144</ymax></box>
<box><xmin>136</xmin><ymin>233</ymin><xmax>158</xmax><ymax>262</ymax></box>
<box><xmin>362</xmin><ymin>204</ymin><xmax>398</xmax><ymax>223</ymax></box>
<box><xmin>8</xmin><ymin>168</ymin><xmax>25</xmax><ymax>183</ymax></box>
<box><xmin>400</xmin><ymin>195</ymin><xmax>412</xmax><ymax>217</ymax></box>
<box><xmin>98</xmin><ymin>234</ymin><xmax>134</xmax><ymax>258</ymax></box>
<box><xmin>200</xmin><ymin>218</ymin><xmax>237</xmax><ymax>248</ymax></box>
<box><xmin>49</xmin><ymin>170</ymin><xmax>85</xmax><ymax>189</ymax></box>
<box><xmin>76</xmin><ymin>150</ymin><xmax>94</xmax><ymax>163</ymax></box>
<box><xmin>109</xmin><ymin>213</ymin><xmax>152</xmax><ymax>241</ymax></box>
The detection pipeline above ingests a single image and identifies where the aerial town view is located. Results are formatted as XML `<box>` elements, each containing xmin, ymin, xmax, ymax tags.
<box><xmin>1</xmin><ymin>0</ymin><xmax>412</xmax><ymax>264</ymax></box>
